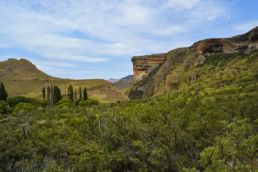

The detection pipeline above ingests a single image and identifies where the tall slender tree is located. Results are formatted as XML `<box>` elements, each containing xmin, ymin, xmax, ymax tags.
<box><xmin>74</xmin><ymin>91</ymin><xmax>77</xmax><ymax>101</ymax></box>
<box><xmin>47</xmin><ymin>86</ymin><xmax>51</xmax><ymax>107</ymax></box>
<box><xmin>42</xmin><ymin>87</ymin><xmax>46</xmax><ymax>100</ymax></box>
<box><xmin>79</xmin><ymin>87</ymin><xmax>82</xmax><ymax>100</ymax></box>
<box><xmin>83</xmin><ymin>88</ymin><xmax>88</xmax><ymax>101</ymax></box>
<box><xmin>53</xmin><ymin>86</ymin><xmax>62</xmax><ymax>104</ymax></box>
<box><xmin>0</xmin><ymin>81</ymin><xmax>8</xmax><ymax>101</ymax></box>
<box><xmin>67</xmin><ymin>85</ymin><xmax>74</xmax><ymax>102</ymax></box>
<box><xmin>50</xmin><ymin>86</ymin><xmax>54</xmax><ymax>107</ymax></box>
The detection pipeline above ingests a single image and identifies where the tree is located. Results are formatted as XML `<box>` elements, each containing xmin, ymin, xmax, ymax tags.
<box><xmin>79</xmin><ymin>87</ymin><xmax>82</xmax><ymax>100</ymax></box>
<box><xmin>47</xmin><ymin>86</ymin><xmax>51</xmax><ymax>107</ymax></box>
<box><xmin>0</xmin><ymin>101</ymin><xmax>8</xmax><ymax>114</ymax></box>
<box><xmin>74</xmin><ymin>91</ymin><xmax>77</xmax><ymax>101</ymax></box>
<box><xmin>42</xmin><ymin>87</ymin><xmax>46</xmax><ymax>100</ymax></box>
<box><xmin>67</xmin><ymin>85</ymin><xmax>74</xmax><ymax>102</ymax></box>
<box><xmin>83</xmin><ymin>88</ymin><xmax>88</xmax><ymax>100</ymax></box>
<box><xmin>50</xmin><ymin>86</ymin><xmax>54</xmax><ymax>107</ymax></box>
<box><xmin>0</xmin><ymin>81</ymin><xmax>8</xmax><ymax>101</ymax></box>
<box><xmin>53</xmin><ymin>86</ymin><xmax>62</xmax><ymax>104</ymax></box>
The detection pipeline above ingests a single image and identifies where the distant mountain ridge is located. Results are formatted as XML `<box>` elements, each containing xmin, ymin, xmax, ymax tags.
<box><xmin>108</xmin><ymin>78</ymin><xmax>120</xmax><ymax>83</ymax></box>
<box><xmin>129</xmin><ymin>26</ymin><xmax>258</xmax><ymax>99</ymax></box>
<box><xmin>0</xmin><ymin>58</ymin><xmax>127</xmax><ymax>102</ymax></box>
<box><xmin>113</xmin><ymin>75</ymin><xmax>134</xmax><ymax>89</ymax></box>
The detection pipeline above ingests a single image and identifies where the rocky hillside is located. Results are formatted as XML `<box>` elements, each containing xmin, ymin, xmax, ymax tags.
<box><xmin>129</xmin><ymin>26</ymin><xmax>258</xmax><ymax>99</ymax></box>
<box><xmin>113</xmin><ymin>75</ymin><xmax>134</xmax><ymax>89</ymax></box>
<box><xmin>0</xmin><ymin>58</ymin><xmax>127</xmax><ymax>102</ymax></box>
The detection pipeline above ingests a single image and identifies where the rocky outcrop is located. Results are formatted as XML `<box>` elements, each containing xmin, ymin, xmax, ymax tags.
<box><xmin>129</xmin><ymin>26</ymin><xmax>258</xmax><ymax>99</ymax></box>
<box><xmin>132</xmin><ymin>53</ymin><xmax>167</xmax><ymax>80</ymax></box>
<box><xmin>191</xmin><ymin>26</ymin><xmax>258</xmax><ymax>55</ymax></box>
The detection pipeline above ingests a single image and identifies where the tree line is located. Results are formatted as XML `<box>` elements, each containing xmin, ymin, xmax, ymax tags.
<box><xmin>0</xmin><ymin>81</ymin><xmax>89</xmax><ymax>108</ymax></box>
<box><xmin>42</xmin><ymin>85</ymin><xmax>88</xmax><ymax>107</ymax></box>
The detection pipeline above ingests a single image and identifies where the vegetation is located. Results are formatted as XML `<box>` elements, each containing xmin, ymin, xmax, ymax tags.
<box><xmin>0</xmin><ymin>81</ymin><xmax>8</xmax><ymax>101</ymax></box>
<box><xmin>0</xmin><ymin>58</ymin><xmax>127</xmax><ymax>102</ymax></box>
<box><xmin>0</xmin><ymin>78</ymin><xmax>257</xmax><ymax>171</ymax></box>
<box><xmin>0</xmin><ymin>51</ymin><xmax>257</xmax><ymax>171</ymax></box>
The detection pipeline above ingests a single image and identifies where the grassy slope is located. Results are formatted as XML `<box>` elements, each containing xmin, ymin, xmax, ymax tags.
<box><xmin>0</xmin><ymin>59</ymin><xmax>127</xmax><ymax>102</ymax></box>
<box><xmin>129</xmin><ymin>50</ymin><xmax>258</xmax><ymax>99</ymax></box>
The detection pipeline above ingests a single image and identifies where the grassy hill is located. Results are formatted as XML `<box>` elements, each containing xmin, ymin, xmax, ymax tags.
<box><xmin>0</xmin><ymin>58</ymin><xmax>127</xmax><ymax>102</ymax></box>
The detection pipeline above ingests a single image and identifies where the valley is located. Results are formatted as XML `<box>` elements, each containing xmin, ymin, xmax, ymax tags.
<box><xmin>0</xmin><ymin>27</ymin><xmax>257</xmax><ymax>171</ymax></box>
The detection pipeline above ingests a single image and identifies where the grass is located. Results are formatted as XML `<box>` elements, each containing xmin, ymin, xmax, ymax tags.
<box><xmin>0</xmin><ymin>59</ymin><xmax>127</xmax><ymax>102</ymax></box>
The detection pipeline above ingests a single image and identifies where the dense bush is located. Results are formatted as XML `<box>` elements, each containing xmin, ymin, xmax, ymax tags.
<box><xmin>79</xmin><ymin>99</ymin><xmax>99</xmax><ymax>106</ymax></box>
<box><xmin>13</xmin><ymin>102</ymin><xmax>35</xmax><ymax>114</ymax></box>
<box><xmin>56</xmin><ymin>97</ymin><xmax>72</xmax><ymax>109</ymax></box>
<box><xmin>0</xmin><ymin>83</ymin><xmax>257</xmax><ymax>171</ymax></box>
<box><xmin>7</xmin><ymin>96</ymin><xmax>41</xmax><ymax>108</ymax></box>
<box><xmin>0</xmin><ymin>100</ymin><xmax>8</xmax><ymax>114</ymax></box>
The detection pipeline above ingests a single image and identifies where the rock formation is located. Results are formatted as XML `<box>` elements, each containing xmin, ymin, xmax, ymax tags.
<box><xmin>192</xmin><ymin>26</ymin><xmax>258</xmax><ymax>55</ymax></box>
<box><xmin>129</xmin><ymin>26</ymin><xmax>258</xmax><ymax>99</ymax></box>
<box><xmin>132</xmin><ymin>53</ymin><xmax>167</xmax><ymax>80</ymax></box>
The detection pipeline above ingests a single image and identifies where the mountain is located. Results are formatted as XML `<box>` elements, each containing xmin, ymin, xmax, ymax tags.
<box><xmin>108</xmin><ymin>78</ymin><xmax>120</xmax><ymax>83</ymax></box>
<box><xmin>0</xmin><ymin>58</ymin><xmax>127</xmax><ymax>102</ymax></box>
<box><xmin>113</xmin><ymin>75</ymin><xmax>134</xmax><ymax>89</ymax></box>
<box><xmin>129</xmin><ymin>26</ymin><xmax>258</xmax><ymax>99</ymax></box>
<box><xmin>0</xmin><ymin>58</ymin><xmax>51</xmax><ymax>80</ymax></box>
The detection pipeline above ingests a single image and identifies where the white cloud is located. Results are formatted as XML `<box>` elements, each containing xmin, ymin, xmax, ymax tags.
<box><xmin>0</xmin><ymin>0</ymin><xmax>229</xmax><ymax>78</ymax></box>
<box><xmin>118</xmin><ymin>2</ymin><xmax>153</xmax><ymax>25</ymax></box>
<box><xmin>44</xmin><ymin>54</ymin><xmax>109</xmax><ymax>63</ymax></box>
<box><xmin>167</xmin><ymin>0</ymin><xmax>200</xmax><ymax>9</ymax></box>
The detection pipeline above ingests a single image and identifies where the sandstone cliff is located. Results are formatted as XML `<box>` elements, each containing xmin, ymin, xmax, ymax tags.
<box><xmin>129</xmin><ymin>26</ymin><xmax>258</xmax><ymax>99</ymax></box>
<box><xmin>132</xmin><ymin>53</ymin><xmax>167</xmax><ymax>80</ymax></box>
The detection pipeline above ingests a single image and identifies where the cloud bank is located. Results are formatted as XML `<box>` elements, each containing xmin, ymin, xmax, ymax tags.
<box><xmin>0</xmin><ymin>0</ymin><xmax>256</xmax><ymax>78</ymax></box>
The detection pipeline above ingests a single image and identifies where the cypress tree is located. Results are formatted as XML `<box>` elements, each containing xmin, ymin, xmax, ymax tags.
<box><xmin>83</xmin><ymin>88</ymin><xmax>88</xmax><ymax>101</ymax></box>
<box><xmin>74</xmin><ymin>91</ymin><xmax>77</xmax><ymax>101</ymax></box>
<box><xmin>57</xmin><ymin>87</ymin><xmax>62</xmax><ymax>102</ymax></box>
<box><xmin>0</xmin><ymin>81</ymin><xmax>8</xmax><ymax>101</ymax></box>
<box><xmin>50</xmin><ymin>86</ymin><xmax>54</xmax><ymax>107</ymax></box>
<box><xmin>42</xmin><ymin>87</ymin><xmax>46</xmax><ymax>100</ymax></box>
<box><xmin>53</xmin><ymin>86</ymin><xmax>57</xmax><ymax>104</ymax></box>
<box><xmin>79</xmin><ymin>87</ymin><xmax>82</xmax><ymax>100</ymax></box>
<box><xmin>47</xmin><ymin>86</ymin><xmax>51</xmax><ymax>107</ymax></box>
<box><xmin>67</xmin><ymin>85</ymin><xmax>74</xmax><ymax>102</ymax></box>
<box><xmin>53</xmin><ymin>86</ymin><xmax>61</xmax><ymax>104</ymax></box>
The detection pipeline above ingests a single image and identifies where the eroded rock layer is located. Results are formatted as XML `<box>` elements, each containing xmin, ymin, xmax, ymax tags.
<box><xmin>132</xmin><ymin>53</ymin><xmax>167</xmax><ymax>80</ymax></box>
<box><xmin>129</xmin><ymin>26</ymin><xmax>258</xmax><ymax>99</ymax></box>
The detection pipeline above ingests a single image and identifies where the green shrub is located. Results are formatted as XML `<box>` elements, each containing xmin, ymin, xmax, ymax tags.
<box><xmin>8</xmin><ymin>96</ymin><xmax>40</xmax><ymax>108</ymax></box>
<box><xmin>13</xmin><ymin>103</ymin><xmax>35</xmax><ymax>114</ymax></box>
<box><xmin>79</xmin><ymin>99</ymin><xmax>99</xmax><ymax>107</ymax></box>
<box><xmin>56</xmin><ymin>97</ymin><xmax>72</xmax><ymax>109</ymax></box>
<box><xmin>0</xmin><ymin>101</ymin><xmax>8</xmax><ymax>114</ymax></box>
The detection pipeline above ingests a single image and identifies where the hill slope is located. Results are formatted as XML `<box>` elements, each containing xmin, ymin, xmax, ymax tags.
<box><xmin>113</xmin><ymin>75</ymin><xmax>134</xmax><ymax>89</ymax></box>
<box><xmin>129</xmin><ymin>26</ymin><xmax>258</xmax><ymax>99</ymax></box>
<box><xmin>0</xmin><ymin>58</ymin><xmax>126</xmax><ymax>102</ymax></box>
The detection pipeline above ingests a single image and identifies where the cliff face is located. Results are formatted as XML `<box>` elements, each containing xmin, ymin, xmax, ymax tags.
<box><xmin>129</xmin><ymin>26</ymin><xmax>258</xmax><ymax>99</ymax></box>
<box><xmin>192</xmin><ymin>26</ymin><xmax>258</xmax><ymax>55</ymax></box>
<box><xmin>132</xmin><ymin>53</ymin><xmax>167</xmax><ymax>80</ymax></box>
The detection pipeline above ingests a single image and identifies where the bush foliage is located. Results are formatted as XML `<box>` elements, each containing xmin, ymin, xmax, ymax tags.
<box><xmin>0</xmin><ymin>81</ymin><xmax>257</xmax><ymax>171</ymax></box>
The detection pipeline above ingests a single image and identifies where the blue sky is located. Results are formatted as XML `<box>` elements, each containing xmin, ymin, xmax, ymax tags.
<box><xmin>0</xmin><ymin>0</ymin><xmax>258</xmax><ymax>79</ymax></box>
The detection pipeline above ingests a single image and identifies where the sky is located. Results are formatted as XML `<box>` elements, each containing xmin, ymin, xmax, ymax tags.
<box><xmin>0</xmin><ymin>0</ymin><xmax>258</xmax><ymax>79</ymax></box>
